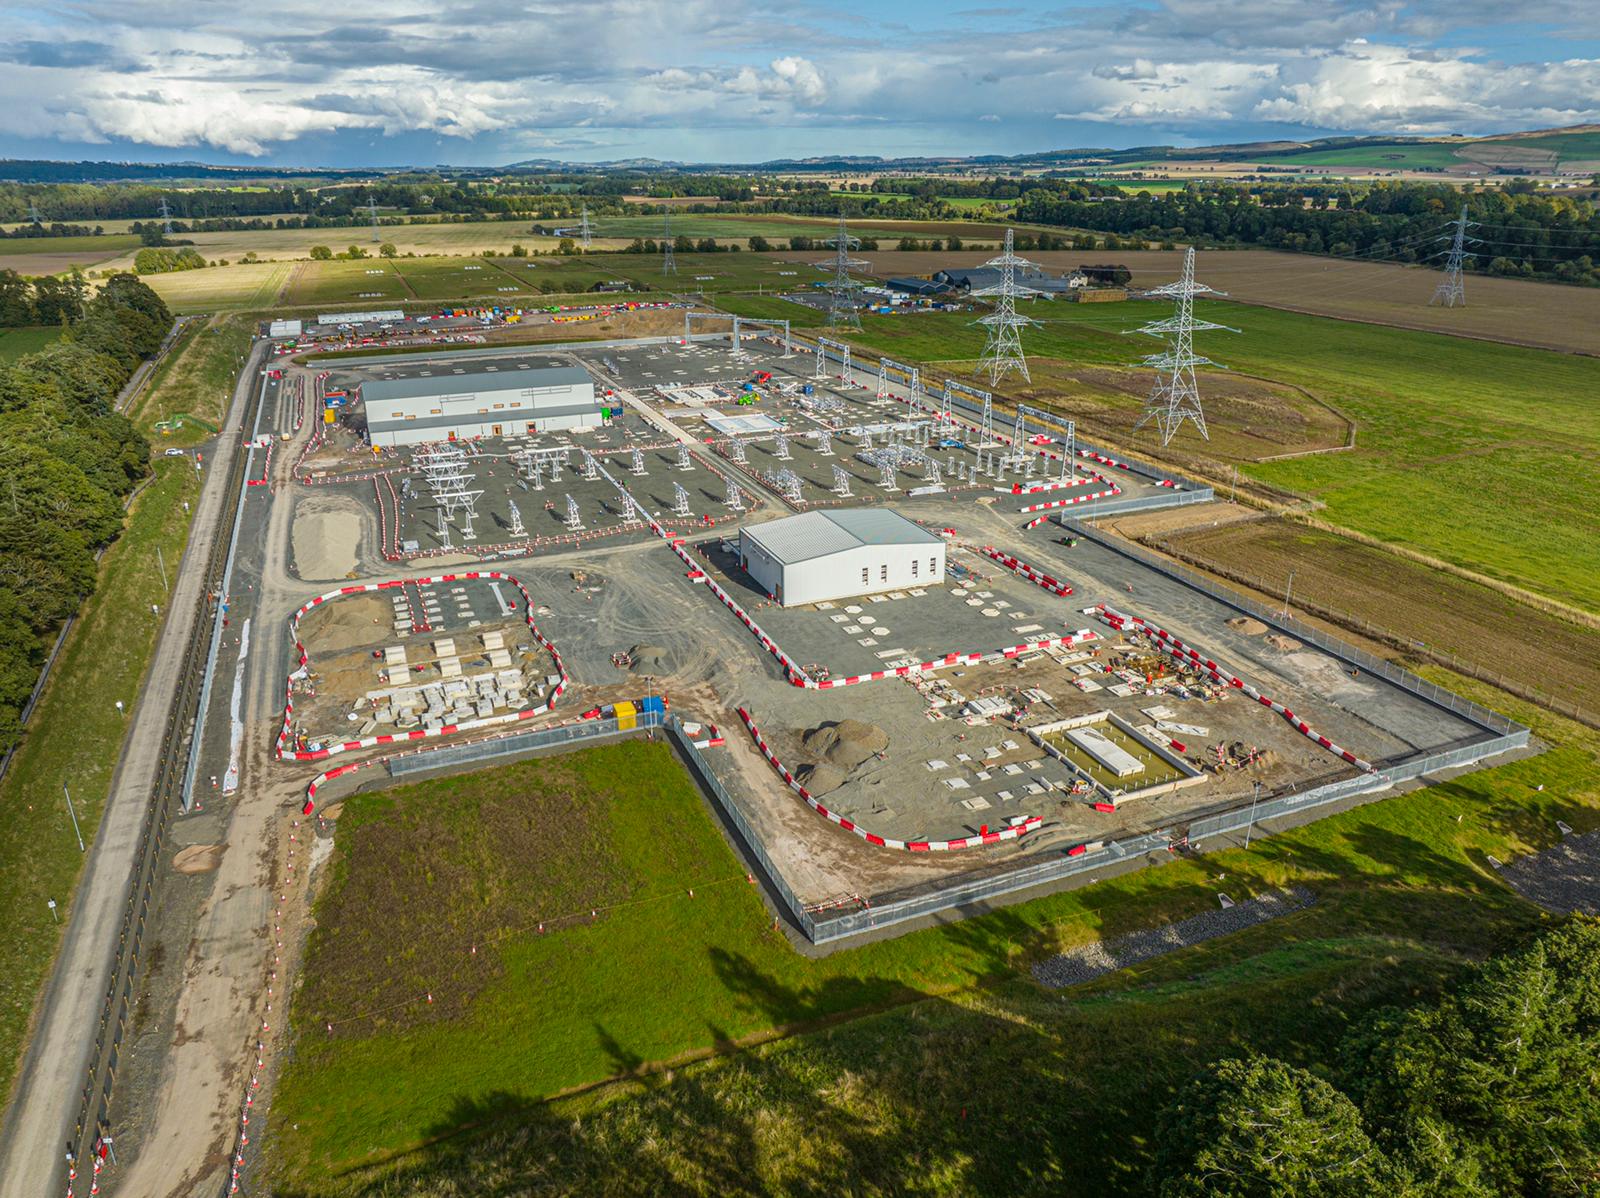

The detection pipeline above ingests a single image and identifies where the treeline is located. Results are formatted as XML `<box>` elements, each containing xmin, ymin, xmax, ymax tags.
<box><xmin>132</xmin><ymin>247</ymin><xmax>207</xmax><ymax>274</ymax></box>
<box><xmin>1153</xmin><ymin>919</ymin><xmax>1600</xmax><ymax>1196</ymax></box>
<box><xmin>0</xmin><ymin>270</ymin><xmax>88</xmax><ymax>327</ymax></box>
<box><xmin>1015</xmin><ymin>182</ymin><xmax>1600</xmax><ymax>284</ymax></box>
<box><xmin>0</xmin><ymin>274</ymin><xmax>167</xmax><ymax>751</ymax></box>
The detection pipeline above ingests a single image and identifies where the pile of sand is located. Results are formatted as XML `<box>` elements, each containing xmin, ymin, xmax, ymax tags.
<box><xmin>797</xmin><ymin>762</ymin><xmax>846</xmax><ymax>796</ymax></box>
<box><xmin>629</xmin><ymin>644</ymin><xmax>670</xmax><ymax>671</ymax></box>
<box><xmin>172</xmin><ymin>845</ymin><xmax>223</xmax><ymax>875</ymax></box>
<box><xmin>1226</xmin><ymin>617</ymin><xmax>1268</xmax><ymax>636</ymax></box>
<box><xmin>292</xmin><ymin>504</ymin><xmax>363</xmax><ymax>581</ymax></box>
<box><xmin>803</xmin><ymin>719</ymin><xmax>889</xmax><ymax>770</ymax></box>
<box><xmin>1267</xmin><ymin>633</ymin><xmax>1302</xmax><ymax>652</ymax></box>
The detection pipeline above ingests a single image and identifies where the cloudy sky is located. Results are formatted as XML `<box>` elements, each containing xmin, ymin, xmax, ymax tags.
<box><xmin>0</xmin><ymin>0</ymin><xmax>1596</xmax><ymax>166</ymax></box>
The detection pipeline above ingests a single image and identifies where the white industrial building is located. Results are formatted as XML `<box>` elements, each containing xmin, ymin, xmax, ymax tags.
<box><xmin>361</xmin><ymin>362</ymin><xmax>604</xmax><ymax>447</ymax></box>
<box><xmin>739</xmin><ymin>509</ymin><xmax>945</xmax><ymax>607</ymax></box>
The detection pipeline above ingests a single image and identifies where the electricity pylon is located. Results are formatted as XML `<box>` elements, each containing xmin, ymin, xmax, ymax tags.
<box><xmin>816</xmin><ymin>213</ymin><xmax>867</xmax><ymax>329</ymax></box>
<box><xmin>578</xmin><ymin>205</ymin><xmax>593</xmax><ymax>251</ymax></box>
<box><xmin>1430</xmin><ymin>205</ymin><xmax>1477</xmax><ymax>308</ymax></box>
<box><xmin>1131</xmin><ymin>247</ymin><xmax>1236</xmax><ymax>446</ymax></box>
<box><xmin>662</xmin><ymin>210</ymin><xmax>677</xmax><ymax>275</ymax></box>
<box><xmin>972</xmin><ymin>228</ymin><xmax>1042</xmax><ymax>384</ymax></box>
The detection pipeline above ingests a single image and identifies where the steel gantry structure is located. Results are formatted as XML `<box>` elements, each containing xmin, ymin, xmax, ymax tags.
<box><xmin>814</xmin><ymin>337</ymin><xmax>853</xmax><ymax>381</ymax></box>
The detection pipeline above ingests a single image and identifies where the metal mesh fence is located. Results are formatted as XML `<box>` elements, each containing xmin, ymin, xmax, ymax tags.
<box><xmin>1064</xmin><ymin>522</ymin><xmax>1529</xmax><ymax>739</ymax></box>
<box><xmin>387</xmin><ymin>713</ymin><xmax>665</xmax><ymax>777</ymax></box>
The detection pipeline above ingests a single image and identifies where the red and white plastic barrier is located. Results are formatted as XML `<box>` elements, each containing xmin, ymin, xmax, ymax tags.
<box><xmin>738</xmin><ymin>708</ymin><xmax>1041</xmax><ymax>851</ymax></box>
<box><xmin>1097</xmin><ymin>604</ymin><xmax>1376</xmax><ymax>772</ymax></box>
<box><xmin>1017</xmin><ymin>475</ymin><xmax>1122</xmax><ymax>513</ymax></box>
<box><xmin>246</xmin><ymin>438</ymin><xmax>273</xmax><ymax>488</ymax></box>
<box><xmin>979</xmin><ymin>547</ymin><xmax>1074</xmax><ymax>597</ymax></box>
<box><xmin>274</xmin><ymin>571</ymin><xmax>568</xmax><ymax>764</ymax></box>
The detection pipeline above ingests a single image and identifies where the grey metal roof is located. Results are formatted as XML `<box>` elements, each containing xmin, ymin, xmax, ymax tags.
<box><xmin>368</xmin><ymin>403</ymin><xmax>603</xmax><ymax>434</ymax></box>
<box><xmin>742</xmin><ymin>509</ymin><xmax>941</xmax><ymax>565</ymax></box>
<box><xmin>362</xmin><ymin>364</ymin><xmax>593</xmax><ymax>404</ymax></box>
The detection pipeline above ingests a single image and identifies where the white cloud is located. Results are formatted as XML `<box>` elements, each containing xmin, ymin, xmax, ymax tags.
<box><xmin>0</xmin><ymin>0</ymin><xmax>1595</xmax><ymax>158</ymax></box>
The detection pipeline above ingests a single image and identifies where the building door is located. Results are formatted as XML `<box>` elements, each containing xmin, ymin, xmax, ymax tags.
<box><xmin>492</xmin><ymin>424</ymin><xmax>502</xmax><ymax>437</ymax></box>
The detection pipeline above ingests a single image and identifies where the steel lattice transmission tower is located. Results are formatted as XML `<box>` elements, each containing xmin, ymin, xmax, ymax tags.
<box><xmin>972</xmin><ymin>229</ymin><xmax>1042</xmax><ymax>384</ymax></box>
<box><xmin>27</xmin><ymin>201</ymin><xmax>42</xmax><ymax>226</ymax></box>
<box><xmin>1429</xmin><ymin>205</ymin><xmax>1477</xmax><ymax>308</ymax></box>
<box><xmin>578</xmin><ymin>205</ymin><xmax>593</xmax><ymax>251</ymax></box>
<box><xmin>1131</xmin><ymin>247</ymin><xmax>1236</xmax><ymax>446</ymax></box>
<box><xmin>661</xmin><ymin>209</ymin><xmax>677</xmax><ymax>275</ymax></box>
<box><xmin>816</xmin><ymin>213</ymin><xmax>868</xmax><ymax>329</ymax></box>
<box><xmin>158</xmin><ymin>197</ymin><xmax>174</xmax><ymax>235</ymax></box>
<box><xmin>369</xmin><ymin>196</ymin><xmax>381</xmax><ymax>242</ymax></box>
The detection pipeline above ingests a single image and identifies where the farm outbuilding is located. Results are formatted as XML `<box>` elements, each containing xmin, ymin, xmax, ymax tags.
<box><xmin>739</xmin><ymin>509</ymin><xmax>945</xmax><ymax>607</ymax></box>
<box><xmin>361</xmin><ymin>362</ymin><xmax>603</xmax><ymax>447</ymax></box>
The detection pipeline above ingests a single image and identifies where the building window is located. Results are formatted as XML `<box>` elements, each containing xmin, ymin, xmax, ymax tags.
<box><xmin>405</xmin><ymin>414</ymin><xmax>416</xmax><ymax>420</ymax></box>
<box><xmin>493</xmin><ymin>403</ymin><xmax>505</xmax><ymax>410</ymax></box>
<box><xmin>931</xmin><ymin>557</ymin><xmax>938</xmax><ymax>575</ymax></box>
<box><xmin>911</xmin><ymin>560</ymin><xmax>918</xmax><ymax>578</ymax></box>
<box><xmin>861</xmin><ymin>567</ymin><xmax>869</xmax><ymax>585</ymax></box>
<box><xmin>880</xmin><ymin>564</ymin><xmax>888</xmax><ymax>582</ymax></box>
<box><xmin>430</xmin><ymin>408</ymin><xmax>442</xmax><ymax>415</ymax></box>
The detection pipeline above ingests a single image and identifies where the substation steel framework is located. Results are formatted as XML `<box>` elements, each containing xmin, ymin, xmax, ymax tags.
<box><xmin>814</xmin><ymin>337</ymin><xmax>853</xmax><ymax>381</ymax></box>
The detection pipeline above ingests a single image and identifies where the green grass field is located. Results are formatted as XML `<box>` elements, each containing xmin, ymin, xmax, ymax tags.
<box><xmin>0</xmin><ymin>326</ymin><xmax>64</xmax><ymax>361</ymax></box>
<box><xmin>712</xmin><ymin>292</ymin><xmax>829</xmax><ymax>327</ymax></box>
<box><xmin>833</xmin><ymin>299</ymin><xmax>1600</xmax><ymax>614</ymax></box>
<box><xmin>270</xmin><ymin>685</ymin><xmax>1598</xmax><ymax>1194</ymax></box>
<box><xmin>130</xmin><ymin>314</ymin><xmax>254</xmax><ymax>442</ymax></box>
<box><xmin>0</xmin><ymin>457</ymin><xmax>202</xmax><ymax>1110</ymax></box>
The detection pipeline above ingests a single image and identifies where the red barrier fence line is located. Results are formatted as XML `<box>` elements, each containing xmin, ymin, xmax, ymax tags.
<box><xmin>1095</xmin><ymin>603</ymin><xmax>1376</xmax><ymax>773</ymax></box>
<box><xmin>978</xmin><ymin>546</ymin><xmax>1074</xmax><ymax>597</ymax></box>
<box><xmin>737</xmin><ymin>707</ymin><xmax>1041</xmax><ymax>852</ymax></box>
<box><xmin>275</xmin><ymin>571</ymin><xmax>569</xmax><ymax>766</ymax></box>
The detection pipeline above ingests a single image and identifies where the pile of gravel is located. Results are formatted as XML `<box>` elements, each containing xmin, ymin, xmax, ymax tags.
<box><xmin>1500</xmin><ymin>830</ymin><xmax>1600</xmax><ymax>915</ymax></box>
<box><xmin>1031</xmin><ymin>886</ymin><xmax>1315</xmax><ymax>989</ymax></box>
<box><xmin>797</xmin><ymin>762</ymin><xmax>846</xmax><ymax>796</ymax></box>
<box><xmin>803</xmin><ymin>719</ymin><xmax>889</xmax><ymax>770</ymax></box>
<box><xmin>1226</xmin><ymin>616</ymin><xmax>1267</xmax><ymax>636</ymax></box>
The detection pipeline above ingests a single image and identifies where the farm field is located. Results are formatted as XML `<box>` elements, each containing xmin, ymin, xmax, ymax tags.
<box><xmin>90</xmin><ymin>220</ymin><xmax>567</xmax><ymax>273</ymax></box>
<box><xmin>0</xmin><ymin>326</ymin><xmax>63</xmax><ymax>361</ymax></box>
<box><xmin>271</xmin><ymin>696</ymin><xmax>1598</xmax><ymax>1195</ymax></box>
<box><xmin>0</xmin><ymin>233</ymin><xmax>139</xmax><ymax>275</ymax></box>
<box><xmin>712</xmin><ymin>292</ymin><xmax>829</xmax><ymax>327</ymax></box>
<box><xmin>791</xmin><ymin>248</ymin><xmax>1600</xmax><ymax>355</ymax></box>
<box><xmin>142</xmin><ymin>261</ymin><xmax>290</xmax><ymax>313</ymax></box>
<box><xmin>1149</xmin><ymin>519</ymin><xmax>1600</xmax><ymax>719</ymax></box>
<box><xmin>832</xmin><ymin>299</ymin><xmax>1600</xmax><ymax>613</ymax></box>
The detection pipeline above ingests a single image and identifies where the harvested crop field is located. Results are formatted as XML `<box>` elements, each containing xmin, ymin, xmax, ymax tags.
<box><xmin>794</xmin><ymin>248</ymin><xmax>1600</xmax><ymax>355</ymax></box>
<box><xmin>1155</xmin><ymin>518</ymin><xmax>1600</xmax><ymax>718</ymax></box>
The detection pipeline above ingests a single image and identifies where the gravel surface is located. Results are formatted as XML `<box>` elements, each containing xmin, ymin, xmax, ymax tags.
<box><xmin>1031</xmin><ymin>886</ymin><xmax>1315</xmax><ymax>989</ymax></box>
<box><xmin>1501</xmin><ymin>831</ymin><xmax>1600</xmax><ymax>916</ymax></box>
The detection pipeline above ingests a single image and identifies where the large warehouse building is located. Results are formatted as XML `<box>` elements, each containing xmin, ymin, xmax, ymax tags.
<box><xmin>361</xmin><ymin>361</ymin><xmax>603</xmax><ymax>447</ymax></box>
<box><xmin>739</xmin><ymin>509</ymin><xmax>946</xmax><ymax>607</ymax></box>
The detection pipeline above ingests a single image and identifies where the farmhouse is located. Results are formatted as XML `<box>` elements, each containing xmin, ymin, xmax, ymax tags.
<box><xmin>739</xmin><ymin>508</ymin><xmax>945</xmax><ymax>607</ymax></box>
<box><xmin>360</xmin><ymin>361</ymin><xmax>604</xmax><ymax>447</ymax></box>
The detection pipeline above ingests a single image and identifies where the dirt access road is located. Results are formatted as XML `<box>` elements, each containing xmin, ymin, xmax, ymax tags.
<box><xmin>0</xmin><ymin>340</ymin><xmax>267</xmax><ymax>1198</ymax></box>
